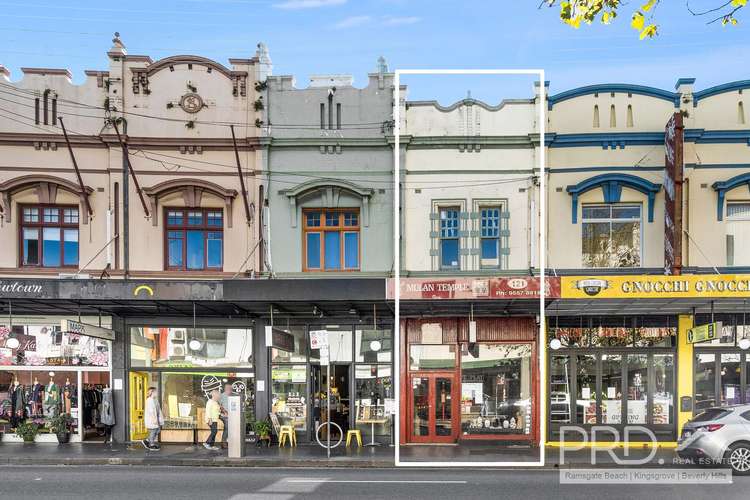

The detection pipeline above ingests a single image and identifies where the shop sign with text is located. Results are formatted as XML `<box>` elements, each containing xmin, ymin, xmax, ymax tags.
<box><xmin>687</xmin><ymin>322</ymin><xmax>721</xmax><ymax>344</ymax></box>
<box><xmin>562</xmin><ymin>275</ymin><xmax>750</xmax><ymax>299</ymax></box>
<box><xmin>387</xmin><ymin>277</ymin><xmax>560</xmax><ymax>300</ymax></box>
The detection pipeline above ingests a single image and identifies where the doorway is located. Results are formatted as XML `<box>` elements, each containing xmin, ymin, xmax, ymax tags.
<box><xmin>409</xmin><ymin>372</ymin><xmax>458</xmax><ymax>443</ymax></box>
<box><xmin>129</xmin><ymin>371</ymin><xmax>149</xmax><ymax>441</ymax></box>
<box><xmin>311</xmin><ymin>364</ymin><xmax>351</xmax><ymax>442</ymax></box>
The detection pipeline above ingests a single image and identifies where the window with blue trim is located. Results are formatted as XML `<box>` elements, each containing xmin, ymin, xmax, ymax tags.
<box><xmin>439</xmin><ymin>207</ymin><xmax>460</xmax><ymax>269</ymax></box>
<box><xmin>303</xmin><ymin>209</ymin><xmax>360</xmax><ymax>271</ymax></box>
<box><xmin>582</xmin><ymin>204</ymin><xmax>641</xmax><ymax>268</ymax></box>
<box><xmin>480</xmin><ymin>206</ymin><xmax>501</xmax><ymax>268</ymax></box>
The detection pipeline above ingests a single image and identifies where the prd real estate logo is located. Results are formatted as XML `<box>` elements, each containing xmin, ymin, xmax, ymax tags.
<box><xmin>573</xmin><ymin>278</ymin><xmax>611</xmax><ymax>297</ymax></box>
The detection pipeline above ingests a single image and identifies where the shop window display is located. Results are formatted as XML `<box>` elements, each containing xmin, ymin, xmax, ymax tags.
<box><xmin>130</xmin><ymin>327</ymin><xmax>252</xmax><ymax>368</ymax></box>
<box><xmin>576</xmin><ymin>355</ymin><xmax>597</xmax><ymax>424</ymax></box>
<box><xmin>271</xmin><ymin>327</ymin><xmax>306</xmax><ymax>363</ymax></box>
<box><xmin>695</xmin><ymin>353</ymin><xmax>717</xmax><ymax>411</ymax></box>
<box><xmin>271</xmin><ymin>365</ymin><xmax>307</xmax><ymax>432</ymax></box>
<box><xmin>600</xmin><ymin>354</ymin><xmax>622</xmax><ymax>424</ymax></box>
<box><xmin>460</xmin><ymin>344</ymin><xmax>532</xmax><ymax>436</ymax></box>
<box><xmin>355</xmin><ymin>329</ymin><xmax>392</xmax><ymax>364</ymax></box>
<box><xmin>0</xmin><ymin>325</ymin><xmax>109</xmax><ymax>367</ymax></box>
<box><xmin>0</xmin><ymin>370</ymin><xmax>79</xmax><ymax>435</ymax></box>
<box><xmin>409</xmin><ymin>344</ymin><xmax>456</xmax><ymax>370</ymax></box>
<box><xmin>159</xmin><ymin>372</ymin><xmax>255</xmax><ymax>443</ymax></box>
<box><xmin>626</xmin><ymin>354</ymin><xmax>648</xmax><ymax>424</ymax></box>
<box><xmin>354</xmin><ymin>364</ymin><xmax>392</xmax><ymax>438</ymax></box>
<box><xmin>653</xmin><ymin>354</ymin><xmax>674</xmax><ymax>425</ymax></box>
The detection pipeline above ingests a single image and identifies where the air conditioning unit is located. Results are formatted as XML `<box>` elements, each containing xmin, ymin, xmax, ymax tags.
<box><xmin>168</xmin><ymin>328</ymin><xmax>187</xmax><ymax>358</ymax></box>
<box><xmin>168</xmin><ymin>343</ymin><xmax>186</xmax><ymax>358</ymax></box>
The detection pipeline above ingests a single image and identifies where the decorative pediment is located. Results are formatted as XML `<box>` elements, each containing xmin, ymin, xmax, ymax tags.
<box><xmin>279</xmin><ymin>179</ymin><xmax>374</xmax><ymax>228</ymax></box>
<box><xmin>712</xmin><ymin>172</ymin><xmax>750</xmax><ymax>221</ymax></box>
<box><xmin>142</xmin><ymin>178</ymin><xmax>238</xmax><ymax>227</ymax></box>
<box><xmin>566</xmin><ymin>173</ymin><xmax>661</xmax><ymax>223</ymax></box>
<box><xmin>0</xmin><ymin>175</ymin><xmax>94</xmax><ymax>224</ymax></box>
<box><xmin>131</xmin><ymin>55</ymin><xmax>249</xmax><ymax>96</ymax></box>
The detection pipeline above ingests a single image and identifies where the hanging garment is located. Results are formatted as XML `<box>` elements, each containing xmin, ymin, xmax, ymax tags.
<box><xmin>100</xmin><ymin>388</ymin><xmax>115</xmax><ymax>426</ymax></box>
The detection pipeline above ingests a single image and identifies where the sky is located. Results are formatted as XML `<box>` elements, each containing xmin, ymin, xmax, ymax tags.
<box><xmin>1</xmin><ymin>0</ymin><xmax>748</xmax><ymax>104</ymax></box>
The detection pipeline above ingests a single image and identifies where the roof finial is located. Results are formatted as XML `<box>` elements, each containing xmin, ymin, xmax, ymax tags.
<box><xmin>376</xmin><ymin>56</ymin><xmax>388</xmax><ymax>74</ymax></box>
<box><xmin>467</xmin><ymin>90</ymin><xmax>472</xmax><ymax>100</ymax></box>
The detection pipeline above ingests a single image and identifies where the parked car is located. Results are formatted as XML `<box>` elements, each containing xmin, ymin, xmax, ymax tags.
<box><xmin>677</xmin><ymin>404</ymin><xmax>750</xmax><ymax>475</ymax></box>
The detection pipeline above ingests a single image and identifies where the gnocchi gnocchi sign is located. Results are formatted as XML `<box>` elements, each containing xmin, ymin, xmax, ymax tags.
<box><xmin>562</xmin><ymin>275</ymin><xmax>750</xmax><ymax>299</ymax></box>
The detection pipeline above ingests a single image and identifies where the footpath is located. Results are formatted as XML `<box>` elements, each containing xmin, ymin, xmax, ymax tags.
<box><xmin>0</xmin><ymin>442</ymin><xmax>686</xmax><ymax>469</ymax></box>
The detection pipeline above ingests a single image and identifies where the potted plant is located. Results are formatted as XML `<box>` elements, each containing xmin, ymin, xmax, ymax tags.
<box><xmin>48</xmin><ymin>413</ymin><xmax>73</xmax><ymax>444</ymax></box>
<box><xmin>15</xmin><ymin>421</ymin><xmax>39</xmax><ymax>443</ymax></box>
<box><xmin>253</xmin><ymin>419</ymin><xmax>272</xmax><ymax>447</ymax></box>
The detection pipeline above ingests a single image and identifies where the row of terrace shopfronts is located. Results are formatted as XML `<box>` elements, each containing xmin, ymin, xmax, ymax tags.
<box><xmin>3</xmin><ymin>275</ymin><xmax>750</xmax><ymax>448</ymax></box>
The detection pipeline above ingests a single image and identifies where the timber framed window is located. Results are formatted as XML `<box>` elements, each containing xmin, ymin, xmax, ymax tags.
<box><xmin>303</xmin><ymin>209</ymin><xmax>360</xmax><ymax>271</ymax></box>
<box><xmin>164</xmin><ymin>208</ymin><xmax>223</xmax><ymax>271</ymax></box>
<box><xmin>19</xmin><ymin>204</ymin><xmax>79</xmax><ymax>268</ymax></box>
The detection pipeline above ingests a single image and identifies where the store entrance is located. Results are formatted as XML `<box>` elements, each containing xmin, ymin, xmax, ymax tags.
<box><xmin>409</xmin><ymin>372</ymin><xmax>458</xmax><ymax>443</ymax></box>
<box><xmin>129</xmin><ymin>371</ymin><xmax>149</xmax><ymax>441</ymax></box>
<box><xmin>311</xmin><ymin>364</ymin><xmax>350</xmax><ymax>442</ymax></box>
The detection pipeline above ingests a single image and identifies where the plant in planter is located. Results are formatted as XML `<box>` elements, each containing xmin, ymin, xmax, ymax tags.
<box><xmin>15</xmin><ymin>421</ymin><xmax>39</xmax><ymax>443</ymax></box>
<box><xmin>48</xmin><ymin>413</ymin><xmax>73</xmax><ymax>444</ymax></box>
<box><xmin>253</xmin><ymin>419</ymin><xmax>272</xmax><ymax>447</ymax></box>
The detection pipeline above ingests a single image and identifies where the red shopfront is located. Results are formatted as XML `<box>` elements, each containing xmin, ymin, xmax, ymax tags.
<box><xmin>401</xmin><ymin>317</ymin><xmax>540</xmax><ymax>444</ymax></box>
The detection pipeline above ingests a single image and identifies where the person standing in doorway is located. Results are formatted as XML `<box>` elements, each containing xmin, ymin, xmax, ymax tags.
<box><xmin>143</xmin><ymin>387</ymin><xmax>163</xmax><ymax>450</ymax></box>
<box><xmin>204</xmin><ymin>389</ymin><xmax>221</xmax><ymax>451</ymax></box>
<box><xmin>219</xmin><ymin>383</ymin><xmax>234</xmax><ymax>449</ymax></box>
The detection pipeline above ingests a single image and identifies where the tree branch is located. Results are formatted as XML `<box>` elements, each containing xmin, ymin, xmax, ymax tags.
<box><xmin>686</xmin><ymin>0</ymin><xmax>733</xmax><ymax>16</ymax></box>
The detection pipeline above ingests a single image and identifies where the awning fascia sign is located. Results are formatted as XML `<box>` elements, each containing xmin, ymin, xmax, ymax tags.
<box><xmin>561</xmin><ymin>275</ymin><xmax>750</xmax><ymax>299</ymax></box>
<box><xmin>387</xmin><ymin>277</ymin><xmax>560</xmax><ymax>300</ymax></box>
<box><xmin>60</xmin><ymin>319</ymin><xmax>116</xmax><ymax>341</ymax></box>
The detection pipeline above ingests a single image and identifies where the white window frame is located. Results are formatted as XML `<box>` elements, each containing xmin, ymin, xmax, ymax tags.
<box><xmin>581</xmin><ymin>203</ymin><xmax>643</xmax><ymax>269</ymax></box>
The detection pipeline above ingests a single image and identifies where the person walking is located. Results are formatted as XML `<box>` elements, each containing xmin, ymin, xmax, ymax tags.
<box><xmin>218</xmin><ymin>383</ymin><xmax>234</xmax><ymax>449</ymax></box>
<box><xmin>143</xmin><ymin>387</ymin><xmax>163</xmax><ymax>450</ymax></box>
<box><xmin>203</xmin><ymin>389</ymin><xmax>221</xmax><ymax>450</ymax></box>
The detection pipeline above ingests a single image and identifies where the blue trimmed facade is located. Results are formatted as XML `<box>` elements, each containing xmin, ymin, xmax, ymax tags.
<box><xmin>547</xmin><ymin>83</ymin><xmax>680</xmax><ymax>110</ymax></box>
<box><xmin>566</xmin><ymin>173</ymin><xmax>662</xmax><ymax>224</ymax></box>
<box><xmin>713</xmin><ymin>172</ymin><xmax>750</xmax><ymax>221</ymax></box>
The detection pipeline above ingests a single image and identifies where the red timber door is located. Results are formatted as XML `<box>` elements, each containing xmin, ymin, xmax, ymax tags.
<box><xmin>408</xmin><ymin>372</ymin><xmax>459</xmax><ymax>443</ymax></box>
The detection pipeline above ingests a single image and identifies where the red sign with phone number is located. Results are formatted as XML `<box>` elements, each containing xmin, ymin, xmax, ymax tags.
<box><xmin>387</xmin><ymin>277</ymin><xmax>561</xmax><ymax>300</ymax></box>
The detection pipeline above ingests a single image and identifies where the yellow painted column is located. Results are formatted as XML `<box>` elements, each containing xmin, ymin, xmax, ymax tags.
<box><xmin>677</xmin><ymin>314</ymin><xmax>694</xmax><ymax>436</ymax></box>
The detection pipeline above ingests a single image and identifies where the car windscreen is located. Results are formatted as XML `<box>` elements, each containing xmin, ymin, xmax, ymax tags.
<box><xmin>692</xmin><ymin>408</ymin><xmax>732</xmax><ymax>422</ymax></box>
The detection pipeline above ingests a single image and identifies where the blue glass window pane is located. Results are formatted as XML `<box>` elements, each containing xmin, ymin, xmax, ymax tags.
<box><xmin>207</xmin><ymin>211</ymin><xmax>223</xmax><ymax>227</ymax></box>
<box><xmin>167</xmin><ymin>210</ymin><xmax>184</xmax><ymax>226</ymax></box>
<box><xmin>207</xmin><ymin>232</ymin><xmax>223</xmax><ymax>268</ymax></box>
<box><xmin>306</xmin><ymin>233</ymin><xmax>321</xmax><ymax>268</ymax></box>
<box><xmin>306</xmin><ymin>212</ymin><xmax>321</xmax><ymax>227</ymax></box>
<box><xmin>325</xmin><ymin>212</ymin><xmax>339</xmax><ymax>227</ymax></box>
<box><xmin>344</xmin><ymin>212</ymin><xmax>358</xmax><ymax>226</ymax></box>
<box><xmin>324</xmin><ymin>231</ymin><xmax>341</xmax><ymax>270</ymax></box>
<box><xmin>481</xmin><ymin>208</ymin><xmax>500</xmax><ymax>238</ymax></box>
<box><xmin>23</xmin><ymin>228</ymin><xmax>39</xmax><ymax>265</ymax></box>
<box><xmin>63</xmin><ymin>229</ymin><xmax>79</xmax><ymax>266</ymax></box>
<box><xmin>42</xmin><ymin>227</ymin><xmax>61</xmax><ymax>267</ymax></box>
<box><xmin>344</xmin><ymin>232</ymin><xmax>359</xmax><ymax>269</ymax></box>
<box><xmin>168</xmin><ymin>232</ymin><xmax>183</xmax><ymax>267</ymax></box>
<box><xmin>188</xmin><ymin>211</ymin><xmax>203</xmax><ymax>225</ymax></box>
<box><xmin>440</xmin><ymin>208</ymin><xmax>459</xmax><ymax>238</ymax></box>
<box><xmin>186</xmin><ymin>230</ymin><xmax>205</xmax><ymax>269</ymax></box>
<box><xmin>441</xmin><ymin>239</ymin><xmax>459</xmax><ymax>268</ymax></box>
<box><xmin>481</xmin><ymin>238</ymin><xmax>499</xmax><ymax>259</ymax></box>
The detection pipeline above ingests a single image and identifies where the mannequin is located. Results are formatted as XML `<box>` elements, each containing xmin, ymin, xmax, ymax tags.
<box><xmin>63</xmin><ymin>377</ymin><xmax>73</xmax><ymax>414</ymax></box>
<box><xmin>100</xmin><ymin>385</ymin><xmax>116</xmax><ymax>444</ymax></box>
<box><xmin>31</xmin><ymin>377</ymin><xmax>43</xmax><ymax>418</ymax></box>
<box><xmin>44</xmin><ymin>374</ymin><xmax>60</xmax><ymax>418</ymax></box>
<box><xmin>10</xmin><ymin>378</ymin><xmax>26</xmax><ymax>428</ymax></box>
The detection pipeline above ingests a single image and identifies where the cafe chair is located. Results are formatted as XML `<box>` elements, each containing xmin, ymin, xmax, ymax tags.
<box><xmin>345</xmin><ymin>429</ymin><xmax>362</xmax><ymax>448</ymax></box>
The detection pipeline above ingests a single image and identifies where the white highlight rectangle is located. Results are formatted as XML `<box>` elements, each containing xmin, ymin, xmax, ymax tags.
<box><xmin>393</xmin><ymin>69</ymin><xmax>546</xmax><ymax>468</ymax></box>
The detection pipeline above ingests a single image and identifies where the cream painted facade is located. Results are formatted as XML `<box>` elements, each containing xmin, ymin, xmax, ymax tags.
<box><xmin>545</xmin><ymin>78</ymin><xmax>750</xmax><ymax>272</ymax></box>
<box><xmin>0</xmin><ymin>35</ymin><xmax>270</xmax><ymax>278</ymax></box>
<box><xmin>402</xmin><ymin>90</ymin><xmax>542</xmax><ymax>275</ymax></box>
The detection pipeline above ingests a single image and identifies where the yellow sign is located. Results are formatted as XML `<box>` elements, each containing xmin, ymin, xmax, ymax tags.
<box><xmin>687</xmin><ymin>322</ymin><xmax>721</xmax><ymax>344</ymax></box>
<box><xmin>561</xmin><ymin>275</ymin><xmax>750</xmax><ymax>299</ymax></box>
